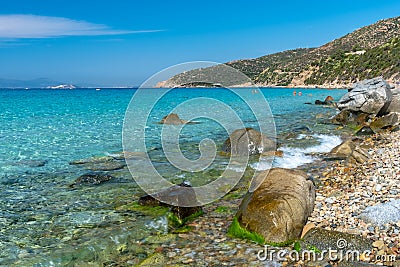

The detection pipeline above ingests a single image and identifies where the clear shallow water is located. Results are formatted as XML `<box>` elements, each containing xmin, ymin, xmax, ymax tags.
<box><xmin>0</xmin><ymin>88</ymin><xmax>346</xmax><ymax>266</ymax></box>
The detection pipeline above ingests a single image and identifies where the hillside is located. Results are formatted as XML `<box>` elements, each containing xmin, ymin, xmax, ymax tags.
<box><xmin>163</xmin><ymin>16</ymin><xmax>400</xmax><ymax>88</ymax></box>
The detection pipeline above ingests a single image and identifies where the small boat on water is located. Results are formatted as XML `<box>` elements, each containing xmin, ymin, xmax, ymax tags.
<box><xmin>96</xmin><ymin>88</ymin><xmax>101</xmax><ymax>91</ymax></box>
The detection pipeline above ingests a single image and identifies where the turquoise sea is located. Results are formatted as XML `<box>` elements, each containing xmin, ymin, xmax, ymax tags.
<box><xmin>0</xmin><ymin>88</ymin><xmax>346</xmax><ymax>266</ymax></box>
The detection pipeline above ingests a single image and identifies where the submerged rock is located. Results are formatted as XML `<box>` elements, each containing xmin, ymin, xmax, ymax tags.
<box><xmin>70</xmin><ymin>172</ymin><xmax>114</xmax><ymax>187</ymax></box>
<box><xmin>359</xmin><ymin>199</ymin><xmax>400</xmax><ymax>227</ymax></box>
<box><xmin>69</xmin><ymin>156</ymin><xmax>115</xmax><ymax>165</ymax></box>
<box><xmin>235</xmin><ymin>168</ymin><xmax>315</xmax><ymax>244</ymax></box>
<box><xmin>54</xmin><ymin>210</ymin><xmax>123</xmax><ymax>228</ymax></box>
<box><xmin>70</xmin><ymin>155</ymin><xmax>125</xmax><ymax>171</ymax></box>
<box><xmin>337</xmin><ymin>77</ymin><xmax>393</xmax><ymax>116</ymax></box>
<box><xmin>159</xmin><ymin>113</ymin><xmax>188</xmax><ymax>125</ymax></box>
<box><xmin>81</xmin><ymin>161</ymin><xmax>126</xmax><ymax>171</ymax></box>
<box><xmin>221</xmin><ymin>128</ymin><xmax>275</xmax><ymax>156</ymax></box>
<box><xmin>12</xmin><ymin>160</ymin><xmax>47</xmax><ymax>167</ymax></box>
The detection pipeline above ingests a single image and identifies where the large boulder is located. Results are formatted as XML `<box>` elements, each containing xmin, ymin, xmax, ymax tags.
<box><xmin>221</xmin><ymin>128</ymin><xmax>275</xmax><ymax>156</ymax></box>
<box><xmin>235</xmin><ymin>168</ymin><xmax>315</xmax><ymax>244</ymax></box>
<box><xmin>359</xmin><ymin>199</ymin><xmax>400</xmax><ymax>227</ymax></box>
<box><xmin>337</xmin><ymin>77</ymin><xmax>393</xmax><ymax>116</ymax></box>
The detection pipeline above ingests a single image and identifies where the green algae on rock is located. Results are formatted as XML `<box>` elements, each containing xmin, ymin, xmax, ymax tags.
<box><xmin>235</xmin><ymin>168</ymin><xmax>315</xmax><ymax>244</ymax></box>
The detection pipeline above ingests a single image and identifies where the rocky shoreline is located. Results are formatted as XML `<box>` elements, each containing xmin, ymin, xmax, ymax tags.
<box><xmin>130</xmin><ymin>131</ymin><xmax>399</xmax><ymax>267</ymax></box>
<box><xmin>130</xmin><ymin>78</ymin><xmax>400</xmax><ymax>267</ymax></box>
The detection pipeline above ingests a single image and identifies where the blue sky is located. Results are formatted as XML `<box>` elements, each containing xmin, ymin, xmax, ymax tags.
<box><xmin>0</xmin><ymin>0</ymin><xmax>399</xmax><ymax>87</ymax></box>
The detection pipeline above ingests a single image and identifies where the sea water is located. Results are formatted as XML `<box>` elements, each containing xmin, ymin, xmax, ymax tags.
<box><xmin>0</xmin><ymin>88</ymin><xmax>346</xmax><ymax>265</ymax></box>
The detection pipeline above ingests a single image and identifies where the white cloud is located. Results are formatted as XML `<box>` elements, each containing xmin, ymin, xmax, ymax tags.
<box><xmin>0</xmin><ymin>14</ymin><xmax>160</xmax><ymax>38</ymax></box>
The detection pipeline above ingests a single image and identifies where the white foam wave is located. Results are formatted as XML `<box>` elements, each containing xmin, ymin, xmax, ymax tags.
<box><xmin>252</xmin><ymin>134</ymin><xmax>342</xmax><ymax>170</ymax></box>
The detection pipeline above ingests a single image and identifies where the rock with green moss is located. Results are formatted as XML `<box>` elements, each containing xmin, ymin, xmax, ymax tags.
<box><xmin>138</xmin><ymin>182</ymin><xmax>203</xmax><ymax>223</ymax></box>
<box><xmin>138</xmin><ymin>252</ymin><xmax>166</xmax><ymax>266</ymax></box>
<box><xmin>167</xmin><ymin>209</ymin><xmax>203</xmax><ymax>229</ymax></box>
<box><xmin>145</xmin><ymin>234</ymin><xmax>177</xmax><ymax>244</ymax></box>
<box><xmin>228</xmin><ymin>217</ymin><xmax>265</xmax><ymax>245</ymax></box>
<box><xmin>235</xmin><ymin>168</ymin><xmax>315</xmax><ymax>244</ymax></box>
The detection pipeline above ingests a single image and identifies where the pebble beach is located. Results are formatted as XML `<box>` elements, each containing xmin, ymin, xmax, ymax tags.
<box><xmin>308</xmin><ymin>130</ymin><xmax>400</xmax><ymax>266</ymax></box>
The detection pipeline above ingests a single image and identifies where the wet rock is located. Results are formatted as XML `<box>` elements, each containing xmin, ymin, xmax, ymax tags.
<box><xmin>325</xmin><ymin>95</ymin><xmax>334</xmax><ymax>103</ymax></box>
<box><xmin>159</xmin><ymin>113</ymin><xmax>188</xmax><ymax>125</ymax></box>
<box><xmin>236</xmin><ymin>168</ymin><xmax>315</xmax><ymax>244</ymax></box>
<box><xmin>69</xmin><ymin>156</ymin><xmax>115</xmax><ymax>165</ymax></box>
<box><xmin>54</xmin><ymin>210</ymin><xmax>123</xmax><ymax>228</ymax></box>
<box><xmin>355</xmin><ymin>125</ymin><xmax>375</xmax><ymax>136</ymax></box>
<box><xmin>105</xmin><ymin>151</ymin><xmax>147</xmax><ymax>160</ymax></box>
<box><xmin>315</xmin><ymin>96</ymin><xmax>335</xmax><ymax>106</ymax></box>
<box><xmin>81</xmin><ymin>161</ymin><xmax>126</xmax><ymax>171</ymax></box>
<box><xmin>337</xmin><ymin>77</ymin><xmax>393</xmax><ymax>116</ymax></box>
<box><xmin>369</xmin><ymin>112</ymin><xmax>400</xmax><ymax>133</ymax></box>
<box><xmin>138</xmin><ymin>194</ymin><xmax>166</xmax><ymax>207</ymax></box>
<box><xmin>139</xmin><ymin>182</ymin><xmax>203</xmax><ymax>222</ymax></box>
<box><xmin>331</xmin><ymin>109</ymin><xmax>352</xmax><ymax>125</ymax></box>
<box><xmin>330</xmin><ymin>110</ymin><xmax>369</xmax><ymax>126</ymax></box>
<box><xmin>69</xmin><ymin>155</ymin><xmax>125</xmax><ymax>171</ymax></box>
<box><xmin>12</xmin><ymin>160</ymin><xmax>47</xmax><ymax>167</ymax></box>
<box><xmin>359</xmin><ymin>199</ymin><xmax>400</xmax><ymax>227</ymax></box>
<box><xmin>221</xmin><ymin>128</ymin><xmax>275</xmax><ymax>156</ymax></box>
<box><xmin>70</xmin><ymin>172</ymin><xmax>114</xmax><ymax>187</ymax></box>
<box><xmin>293</xmin><ymin>125</ymin><xmax>312</xmax><ymax>133</ymax></box>
<box><xmin>327</xmin><ymin>140</ymin><xmax>370</xmax><ymax>164</ymax></box>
